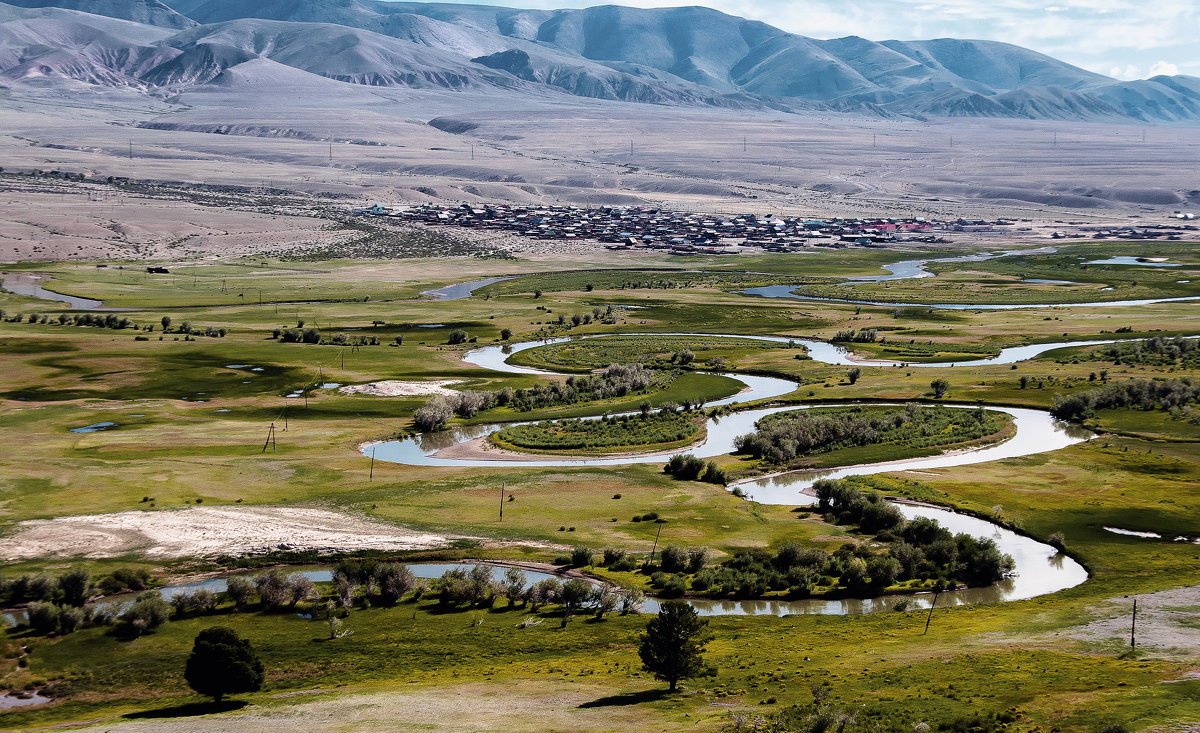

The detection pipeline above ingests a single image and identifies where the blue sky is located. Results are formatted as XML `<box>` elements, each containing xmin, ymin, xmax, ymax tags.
<box><xmin>427</xmin><ymin>0</ymin><xmax>1198</xmax><ymax>79</ymax></box>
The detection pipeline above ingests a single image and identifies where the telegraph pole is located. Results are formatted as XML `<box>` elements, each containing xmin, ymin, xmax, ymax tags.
<box><xmin>261</xmin><ymin>423</ymin><xmax>277</xmax><ymax>453</ymax></box>
<box><xmin>369</xmin><ymin>447</ymin><xmax>376</xmax><ymax>480</ymax></box>
<box><xmin>498</xmin><ymin>482</ymin><xmax>505</xmax><ymax>520</ymax></box>
<box><xmin>922</xmin><ymin>590</ymin><xmax>941</xmax><ymax>635</ymax></box>
<box><xmin>1130</xmin><ymin>597</ymin><xmax>1138</xmax><ymax>648</ymax></box>
<box><xmin>648</xmin><ymin>523</ymin><xmax>663</xmax><ymax>566</ymax></box>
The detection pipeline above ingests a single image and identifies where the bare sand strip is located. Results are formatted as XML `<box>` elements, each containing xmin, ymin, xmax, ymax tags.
<box><xmin>338</xmin><ymin>380</ymin><xmax>462</xmax><ymax>397</ymax></box>
<box><xmin>0</xmin><ymin>506</ymin><xmax>458</xmax><ymax>560</ymax></box>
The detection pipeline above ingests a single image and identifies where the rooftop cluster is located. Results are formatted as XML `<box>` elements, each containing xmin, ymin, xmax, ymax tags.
<box><xmin>351</xmin><ymin>204</ymin><xmax>1019</xmax><ymax>253</ymax></box>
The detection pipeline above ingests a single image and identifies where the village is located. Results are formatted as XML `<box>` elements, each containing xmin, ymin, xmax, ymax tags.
<box><xmin>352</xmin><ymin>203</ymin><xmax>981</xmax><ymax>254</ymax></box>
<box><xmin>353</xmin><ymin>203</ymin><xmax>1196</xmax><ymax>254</ymax></box>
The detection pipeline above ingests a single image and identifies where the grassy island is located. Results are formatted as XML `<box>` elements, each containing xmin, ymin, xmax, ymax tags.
<box><xmin>492</xmin><ymin>410</ymin><xmax>703</xmax><ymax>454</ymax></box>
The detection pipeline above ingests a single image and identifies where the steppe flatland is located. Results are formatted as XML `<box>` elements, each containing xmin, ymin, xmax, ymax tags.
<box><xmin>0</xmin><ymin>0</ymin><xmax>1199</xmax><ymax>731</ymax></box>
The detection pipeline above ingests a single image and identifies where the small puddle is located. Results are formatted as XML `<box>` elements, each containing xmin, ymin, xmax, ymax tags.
<box><xmin>1085</xmin><ymin>256</ymin><xmax>1180</xmax><ymax>267</ymax></box>
<box><xmin>69</xmin><ymin>421</ymin><xmax>117</xmax><ymax>433</ymax></box>
<box><xmin>421</xmin><ymin>277</ymin><xmax>514</xmax><ymax>301</ymax></box>
<box><xmin>1104</xmin><ymin>526</ymin><xmax>1163</xmax><ymax>539</ymax></box>
<box><xmin>0</xmin><ymin>692</ymin><xmax>53</xmax><ymax>709</ymax></box>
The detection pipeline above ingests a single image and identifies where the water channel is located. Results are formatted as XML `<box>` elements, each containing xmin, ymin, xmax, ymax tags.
<box><xmin>363</xmin><ymin>330</ymin><xmax>1094</xmax><ymax>610</ymax></box>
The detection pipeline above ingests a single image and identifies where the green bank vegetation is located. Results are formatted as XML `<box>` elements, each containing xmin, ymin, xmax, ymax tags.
<box><xmin>493</xmin><ymin>410</ymin><xmax>703</xmax><ymax>454</ymax></box>
<box><xmin>733</xmin><ymin>405</ymin><xmax>1011</xmax><ymax>467</ymax></box>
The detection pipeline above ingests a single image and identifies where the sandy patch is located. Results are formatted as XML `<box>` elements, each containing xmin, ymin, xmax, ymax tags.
<box><xmin>0</xmin><ymin>506</ymin><xmax>457</xmax><ymax>560</ymax></box>
<box><xmin>338</xmin><ymin>380</ymin><xmax>461</xmax><ymax>397</ymax></box>
<box><xmin>1064</xmin><ymin>585</ymin><xmax>1200</xmax><ymax>660</ymax></box>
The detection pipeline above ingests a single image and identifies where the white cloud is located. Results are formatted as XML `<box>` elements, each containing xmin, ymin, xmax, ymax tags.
<box><xmin>1148</xmin><ymin>61</ymin><xmax>1180</xmax><ymax>77</ymax></box>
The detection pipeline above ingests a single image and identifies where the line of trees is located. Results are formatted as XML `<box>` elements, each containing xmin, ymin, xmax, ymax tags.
<box><xmin>733</xmin><ymin>405</ymin><xmax>999</xmax><ymax>465</ymax></box>
<box><xmin>0</xmin><ymin>311</ymin><xmax>225</xmax><ymax>336</ymax></box>
<box><xmin>832</xmin><ymin>329</ymin><xmax>878</xmax><ymax>343</ymax></box>
<box><xmin>646</xmin><ymin>478</ymin><xmax>1013</xmax><ymax>599</ymax></box>
<box><xmin>0</xmin><ymin>567</ymin><xmax>153</xmax><ymax>608</ymax></box>
<box><xmin>272</xmin><ymin>328</ymin><xmax>381</xmax><ymax>346</ymax></box>
<box><xmin>1088</xmin><ymin>336</ymin><xmax>1199</xmax><ymax>367</ymax></box>
<box><xmin>412</xmin><ymin>363</ymin><xmax>668</xmax><ymax>431</ymax></box>
<box><xmin>1051</xmin><ymin>377</ymin><xmax>1200</xmax><ymax>422</ymax></box>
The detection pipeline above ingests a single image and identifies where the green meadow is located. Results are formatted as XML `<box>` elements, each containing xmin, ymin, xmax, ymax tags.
<box><xmin>0</xmin><ymin>245</ymin><xmax>1198</xmax><ymax>732</ymax></box>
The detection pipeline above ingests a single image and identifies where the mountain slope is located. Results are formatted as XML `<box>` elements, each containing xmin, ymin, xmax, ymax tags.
<box><xmin>2</xmin><ymin>0</ymin><xmax>1198</xmax><ymax>124</ymax></box>
<box><xmin>4</xmin><ymin>0</ymin><xmax>194</xmax><ymax>28</ymax></box>
<box><xmin>0</xmin><ymin>16</ymin><xmax>177</xmax><ymax>86</ymax></box>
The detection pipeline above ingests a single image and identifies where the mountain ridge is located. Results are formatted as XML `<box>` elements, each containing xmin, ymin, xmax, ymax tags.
<box><xmin>1</xmin><ymin>0</ymin><xmax>1196</xmax><ymax>124</ymax></box>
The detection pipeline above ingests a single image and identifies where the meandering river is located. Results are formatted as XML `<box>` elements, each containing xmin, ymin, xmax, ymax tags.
<box><xmin>360</xmin><ymin>330</ymin><xmax>1094</xmax><ymax>610</ymax></box>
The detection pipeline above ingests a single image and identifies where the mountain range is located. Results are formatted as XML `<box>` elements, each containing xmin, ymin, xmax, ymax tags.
<box><xmin>2</xmin><ymin>0</ymin><xmax>1198</xmax><ymax>124</ymax></box>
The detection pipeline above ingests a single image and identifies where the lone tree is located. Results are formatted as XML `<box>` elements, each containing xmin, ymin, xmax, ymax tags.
<box><xmin>184</xmin><ymin>627</ymin><xmax>264</xmax><ymax>703</ymax></box>
<box><xmin>637</xmin><ymin>600</ymin><xmax>713</xmax><ymax>692</ymax></box>
<box><xmin>846</xmin><ymin>367</ymin><xmax>862</xmax><ymax>385</ymax></box>
<box><xmin>930</xmin><ymin>378</ymin><xmax>950</xmax><ymax>398</ymax></box>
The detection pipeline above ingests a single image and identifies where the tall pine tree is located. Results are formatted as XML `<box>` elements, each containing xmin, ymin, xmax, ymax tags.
<box><xmin>637</xmin><ymin>601</ymin><xmax>713</xmax><ymax>692</ymax></box>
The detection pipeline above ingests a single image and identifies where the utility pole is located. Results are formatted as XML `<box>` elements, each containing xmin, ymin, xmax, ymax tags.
<box><xmin>369</xmin><ymin>447</ymin><xmax>376</xmax><ymax>480</ymax></box>
<box><xmin>261</xmin><ymin>423</ymin><xmax>277</xmax><ymax>453</ymax></box>
<box><xmin>742</xmin><ymin>135</ymin><xmax>747</xmax><ymax>152</ymax></box>
<box><xmin>128</xmin><ymin>140</ymin><xmax>133</xmax><ymax>160</ymax></box>
<box><xmin>922</xmin><ymin>590</ymin><xmax>941</xmax><ymax>635</ymax></box>
<box><xmin>498</xmin><ymin>481</ymin><xmax>505</xmax><ymax>520</ymax></box>
<box><xmin>648</xmin><ymin>523</ymin><xmax>663</xmax><ymax>567</ymax></box>
<box><xmin>1130</xmin><ymin>597</ymin><xmax>1138</xmax><ymax>648</ymax></box>
<box><xmin>282</xmin><ymin>406</ymin><xmax>288</xmax><ymax>431</ymax></box>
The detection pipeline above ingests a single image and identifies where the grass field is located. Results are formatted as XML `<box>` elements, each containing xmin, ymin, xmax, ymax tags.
<box><xmin>1</xmin><ymin>245</ymin><xmax>1198</xmax><ymax>732</ymax></box>
<box><xmin>790</xmin><ymin>242</ymin><xmax>1200</xmax><ymax>305</ymax></box>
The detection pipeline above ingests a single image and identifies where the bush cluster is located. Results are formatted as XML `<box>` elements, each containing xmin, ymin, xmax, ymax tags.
<box><xmin>734</xmin><ymin>405</ymin><xmax>1001</xmax><ymax>465</ymax></box>
<box><xmin>649</xmin><ymin>479</ymin><xmax>1013</xmax><ymax>599</ymax></box>
<box><xmin>1051</xmin><ymin>377</ymin><xmax>1200</xmax><ymax>421</ymax></box>
<box><xmin>413</xmin><ymin>363</ymin><xmax>666</xmax><ymax>431</ymax></box>
<box><xmin>664</xmin><ymin>453</ymin><xmax>727</xmax><ymax>485</ymax></box>
<box><xmin>1088</xmin><ymin>336</ymin><xmax>1199</xmax><ymax>367</ymax></box>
